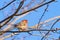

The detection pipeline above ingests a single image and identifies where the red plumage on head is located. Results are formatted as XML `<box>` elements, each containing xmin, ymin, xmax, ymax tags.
<box><xmin>22</xmin><ymin>20</ymin><xmax>28</xmax><ymax>23</ymax></box>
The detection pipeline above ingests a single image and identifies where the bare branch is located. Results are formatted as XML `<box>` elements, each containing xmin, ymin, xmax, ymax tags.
<box><xmin>15</xmin><ymin>0</ymin><xmax>55</xmax><ymax>16</ymax></box>
<box><xmin>0</xmin><ymin>28</ymin><xmax>60</xmax><ymax>33</ymax></box>
<box><xmin>0</xmin><ymin>0</ymin><xmax>16</xmax><ymax>10</ymax></box>
<box><xmin>0</xmin><ymin>0</ymin><xmax>24</xmax><ymax>29</ymax></box>
<box><xmin>41</xmin><ymin>18</ymin><xmax>60</xmax><ymax>40</ymax></box>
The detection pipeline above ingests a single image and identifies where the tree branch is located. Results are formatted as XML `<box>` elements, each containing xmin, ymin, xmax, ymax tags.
<box><xmin>15</xmin><ymin>0</ymin><xmax>55</xmax><ymax>16</ymax></box>
<box><xmin>0</xmin><ymin>28</ymin><xmax>60</xmax><ymax>33</ymax></box>
<box><xmin>0</xmin><ymin>0</ymin><xmax>24</xmax><ymax>28</ymax></box>
<box><xmin>0</xmin><ymin>0</ymin><xmax>16</xmax><ymax>10</ymax></box>
<box><xmin>41</xmin><ymin>18</ymin><xmax>60</xmax><ymax>40</ymax></box>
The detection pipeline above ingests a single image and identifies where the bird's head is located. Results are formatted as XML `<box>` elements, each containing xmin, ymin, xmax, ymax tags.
<box><xmin>22</xmin><ymin>20</ymin><xmax>28</xmax><ymax>23</ymax></box>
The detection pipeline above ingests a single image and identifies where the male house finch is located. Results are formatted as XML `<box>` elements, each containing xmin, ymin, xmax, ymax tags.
<box><xmin>0</xmin><ymin>20</ymin><xmax>28</xmax><ymax>35</ymax></box>
<box><xmin>16</xmin><ymin>20</ymin><xmax>28</xmax><ymax>31</ymax></box>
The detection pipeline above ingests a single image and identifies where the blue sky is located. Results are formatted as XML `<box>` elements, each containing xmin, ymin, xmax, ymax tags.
<box><xmin>0</xmin><ymin>0</ymin><xmax>60</xmax><ymax>40</ymax></box>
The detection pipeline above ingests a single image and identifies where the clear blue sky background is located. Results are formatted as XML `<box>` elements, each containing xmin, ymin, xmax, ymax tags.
<box><xmin>0</xmin><ymin>0</ymin><xmax>60</xmax><ymax>40</ymax></box>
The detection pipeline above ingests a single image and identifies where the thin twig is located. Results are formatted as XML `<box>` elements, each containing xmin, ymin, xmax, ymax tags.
<box><xmin>15</xmin><ymin>0</ymin><xmax>55</xmax><ymax>16</ymax></box>
<box><xmin>41</xmin><ymin>18</ymin><xmax>60</xmax><ymax>40</ymax></box>
<box><xmin>0</xmin><ymin>0</ymin><xmax>16</xmax><ymax>10</ymax></box>
<box><xmin>37</xmin><ymin>4</ymin><xmax>49</xmax><ymax>29</ymax></box>
<box><xmin>0</xmin><ymin>0</ymin><xmax>24</xmax><ymax>29</ymax></box>
<box><xmin>0</xmin><ymin>28</ymin><xmax>60</xmax><ymax>33</ymax></box>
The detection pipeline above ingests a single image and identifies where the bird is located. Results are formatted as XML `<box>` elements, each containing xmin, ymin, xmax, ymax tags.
<box><xmin>0</xmin><ymin>20</ymin><xmax>28</xmax><ymax>35</ymax></box>
<box><xmin>15</xmin><ymin>20</ymin><xmax>28</xmax><ymax>31</ymax></box>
